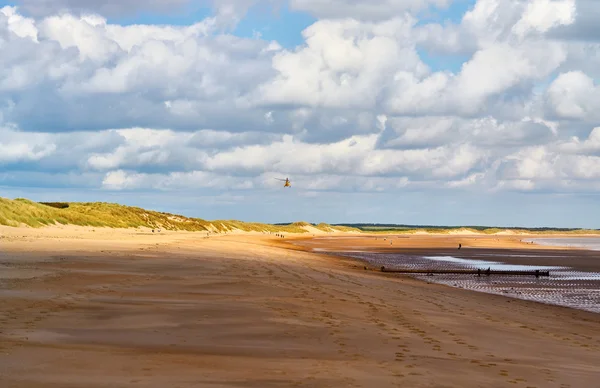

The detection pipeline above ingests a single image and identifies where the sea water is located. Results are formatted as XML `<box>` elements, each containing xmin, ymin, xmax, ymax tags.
<box><xmin>421</xmin><ymin>255</ymin><xmax>564</xmax><ymax>271</ymax></box>
<box><xmin>525</xmin><ymin>237</ymin><xmax>600</xmax><ymax>251</ymax></box>
<box><xmin>332</xmin><ymin>251</ymin><xmax>600</xmax><ymax>314</ymax></box>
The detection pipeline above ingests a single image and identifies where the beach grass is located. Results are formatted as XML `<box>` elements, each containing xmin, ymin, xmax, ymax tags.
<box><xmin>0</xmin><ymin>197</ymin><xmax>352</xmax><ymax>233</ymax></box>
<box><xmin>345</xmin><ymin>224</ymin><xmax>600</xmax><ymax>235</ymax></box>
<box><xmin>2</xmin><ymin>196</ymin><xmax>598</xmax><ymax>235</ymax></box>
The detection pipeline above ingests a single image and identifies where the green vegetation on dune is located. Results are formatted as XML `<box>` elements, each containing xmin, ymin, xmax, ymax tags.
<box><xmin>0</xmin><ymin>197</ymin><xmax>351</xmax><ymax>233</ymax></box>
<box><xmin>211</xmin><ymin>220</ymin><xmax>309</xmax><ymax>233</ymax></box>
<box><xmin>1</xmin><ymin>197</ymin><xmax>597</xmax><ymax>235</ymax></box>
<box><xmin>277</xmin><ymin>221</ymin><xmax>362</xmax><ymax>233</ymax></box>
<box><xmin>334</xmin><ymin>223</ymin><xmax>600</xmax><ymax>235</ymax></box>
<box><xmin>312</xmin><ymin>222</ymin><xmax>358</xmax><ymax>233</ymax></box>
<box><xmin>0</xmin><ymin>198</ymin><xmax>214</xmax><ymax>230</ymax></box>
<box><xmin>313</xmin><ymin>223</ymin><xmax>333</xmax><ymax>232</ymax></box>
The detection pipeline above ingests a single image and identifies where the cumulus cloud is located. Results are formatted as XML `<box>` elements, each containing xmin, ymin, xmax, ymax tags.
<box><xmin>546</xmin><ymin>0</ymin><xmax>600</xmax><ymax>41</ymax></box>
<box><xmin>11</xmin><ymin>0</ymin><xmax>279</xmax><ymax>32</ymax></box>
<box><xmin>3</xmin><ymin>0</ymin><xmax>600</xmax><ymax>226</ymax></box>
<box><xmin>0</xmin><ymin>6</ymin><xmax>286</xmax><ymax>133</ymax></box>
<box><xmin>252</xmin><ymin>15</ymin><xmax>429</xmax><ymax>109</ymax></box>
<box><xmin>0</xmin><ymin>134</ymin><xmax>56</xmax><ymax>164</ymax></box>
<box><xmin>289</xmin><ymin>0</ymin><xmax>452</xmax><ymax>20</ymax></box>
<box><xmin>416</xmin><ymin>0</ymin><xmax>577</xmax><ymax>54</ymax></box>
<box><xmin>545</xmin><ymin>71</ymin><xmax>600</xmax><ymax>122</ymax></box>
<box><xmin>11</xmin><ymin>0</ymin><xmax>188</xmax><ymax>18</ymax></box>
<box><xmin>377</xmin><ymin>116</ymin><xmax>556</xmax><ymax>150</ymax></box>
<box><xmin>100</xmin><ymin>169</ymin><xmax>256</xmax><ymax>191</ymax></box>
<box><xmin>494</xmin><ymin>143</ymin><xmax>600</xmax><ymax>193</ymax></box>
<box><xmin>10</xmin><ymin>0</ymin><xmax>261</xmax><ymax>22</ymax></box>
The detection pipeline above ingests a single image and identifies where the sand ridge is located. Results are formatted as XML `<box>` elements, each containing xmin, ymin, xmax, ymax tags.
<box><xmin>1</xmin><ymin>227</ymin><xmax>599</xmax><ymax>387</ymax></box>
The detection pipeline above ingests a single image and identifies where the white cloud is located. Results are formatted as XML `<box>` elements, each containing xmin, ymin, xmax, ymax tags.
<box><xmin>453</xmin><ymin>41</ymin><xmax>566</xmax><ymax>106</ymax></box>
<box><xmin>11</xmin><ymin>0</ymin><xmax>190</xmax><ymax>18</ymax></box>
<box><xmin>101</xmin><ymin>169</ymin><xmax>255</xmax><ymax>191</ymax></box>
<box><xmin>253</xmin><ymin>15</ymin><xmax>429</xmax><ymax>110</ymax></box>
<box><xmin>3</xmin><ymin>0</ymin><xmax>600</xmax><ymax>223</ymax></box>
<box><xmin>0</xmin><ymin>125</ymin><xmax>56</xmax><ymax>163</ymax></box>
<box><xmin>1</xmin><ymin>6</ymin><xmax>38</xmax><ymax>40</ymax></box>
<box><xmin>379</xmin><ymin>116</ymin><xmax>556</xmax><ymax>150</ymax></box>
<box><xmin>289</xmin><ymin>0</ymin><xmax>451</xmax><ymax>20</ymax></box>
<box><xmin>493</xmin><ymin>127</ymin><xmax>600</xmax><ymax>192</ymax></box>
<box><xmin>0</xmin><ymin>138</ymin><xmax>56</xmax><ymax>163</ymax></box>
<box><xmin>512</xmin><ymin>0</ymin><xmax>577</xmax><ymax>38</ymax></box>
<box><xmin>545</xmin><ymin>70</ymin><xmax>600</xmax><ymax>121</ymax></box>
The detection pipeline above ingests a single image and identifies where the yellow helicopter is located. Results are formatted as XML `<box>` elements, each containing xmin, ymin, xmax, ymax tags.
<box><xmin>275</xmin><ymin>177</ymin><xmax>291</xmax><ymax>187</ymax></box>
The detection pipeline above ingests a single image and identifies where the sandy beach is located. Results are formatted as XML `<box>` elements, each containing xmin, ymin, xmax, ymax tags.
<box><xmin>1</xmin><ymin>226</ymin><xmax>600</xmax><ymax>387</ymax></box>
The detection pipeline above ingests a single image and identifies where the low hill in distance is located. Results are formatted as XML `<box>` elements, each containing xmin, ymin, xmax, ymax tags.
<box><xmin>1</xmin><ymin>197</ymin><xmax>598</xmax><ymax>235</ymax></box>
<box><xmin>332</xmin><ymin>223</ymin><xmax>600</xmax><ymax>235</ymax></box>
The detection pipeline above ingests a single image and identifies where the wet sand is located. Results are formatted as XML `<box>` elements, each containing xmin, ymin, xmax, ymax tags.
<box><xmin>1</xmin><ymin>228</ymin><xmax>600</xmax><ymax>387</ymax></box>
<box><xmin>292</xmin><ymin>234</ymin><xmax>600</xmax><ymax>272</ymax></box>
<box><xmin>292</xmin><ymin>234</ymin><xmax>600</xmax><ymax>313</ymax></box>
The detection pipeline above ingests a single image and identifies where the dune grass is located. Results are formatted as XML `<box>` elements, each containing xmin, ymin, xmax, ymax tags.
<box><xmin>0</xmin><ymin>198</ymin><xmax>214</xmax><ymax>230</ymax></box>
<box><xmin>211</xmin><ymin>220</ymin><xmax>310</xmax><ymax>233</ymax></box>
<box><xmin>343</xmin><ymin>224</ymin><xmax>600</xmax><ymax>235</ymax></box>
<box><xmin>1</xmin><ymin>196</ymin><xmax>597</xmax><ymax>235</ymax></box>
<box><xmin>0</xmin><ymin>197</ymin><xmax>353</xmax><ymax>233</ymax></box>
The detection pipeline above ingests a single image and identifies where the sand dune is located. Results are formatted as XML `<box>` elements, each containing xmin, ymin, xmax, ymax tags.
<box><xmin>1</xmin><ymin>226</ymin><xmax>599</xmax><ymax>387</ymax></box>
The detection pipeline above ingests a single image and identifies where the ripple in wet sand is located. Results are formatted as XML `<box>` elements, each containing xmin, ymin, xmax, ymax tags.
<box><xmin>331</xmin><ymin>252</ymin><xmax>600</xmax><ymax>314</ymax></box>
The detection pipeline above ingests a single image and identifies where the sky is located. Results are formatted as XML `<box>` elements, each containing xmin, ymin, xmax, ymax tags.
<box><xmin>1</xmin><ymin>0</ymin><xmax>600</xmax><ymax>228</ymax></box>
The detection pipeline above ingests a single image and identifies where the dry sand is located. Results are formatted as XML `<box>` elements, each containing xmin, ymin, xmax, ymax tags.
<box><xmin>1</xmin><ymin>226</ymin><xmax>599</xmax><ymax>387</ymax></box>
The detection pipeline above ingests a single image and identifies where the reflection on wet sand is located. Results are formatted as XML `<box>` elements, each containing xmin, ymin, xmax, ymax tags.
<box><xmin>295</xmin><ymin>235</ymin><xmax>600</xmax><ymax>315</ymax></box>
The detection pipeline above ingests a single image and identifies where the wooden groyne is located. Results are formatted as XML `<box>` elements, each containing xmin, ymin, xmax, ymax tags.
<box><xmin>379</xmin><ymin>266</ymin><xmax>550</xmax><ymax>277</ymax></box>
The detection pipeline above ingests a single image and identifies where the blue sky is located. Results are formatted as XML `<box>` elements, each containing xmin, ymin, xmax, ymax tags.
<box><xmin>106</xmin><ymin>1</ymin><xmax>318</xmax><ymax>49</ymax></box>
<box><xmin>2</xmin><ymin>0</ymin><xmax>600</xmax><ymax>228</ymax></box>
<box><xmin>233</xmin><ymin>4</ymin><xmax>317</xmax><ymax>48</ymax></box>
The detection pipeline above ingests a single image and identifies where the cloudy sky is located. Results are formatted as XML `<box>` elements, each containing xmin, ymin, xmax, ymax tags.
<box><xmin>1</xmin><ymin>0</ymin><xmax>600</xmax><ymax>228</ymax></box>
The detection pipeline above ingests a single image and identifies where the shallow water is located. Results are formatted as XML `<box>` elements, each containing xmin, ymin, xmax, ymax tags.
<box><xmin>472</xmin><ymin>253</ymin><xmax>570</xmax><ymax>258</ymax></box>
<box><xmin>526</xmin><ymin>237</ymin><xmax>600</xmax><ymax>251</ymax></box>
<box><xmin>331</xmin><ymin>251</ymin><xmax>600</xmax><ymax>314</ymax></box>
<box><xmin>313</xmin><ymin>248</ymin><xmax>369</xmax><ymax>253</ymax></box>
<box><xmin>421</xmin><ymin>255</ymin><xmax>564</xmax><ymax>271</ymax></box>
